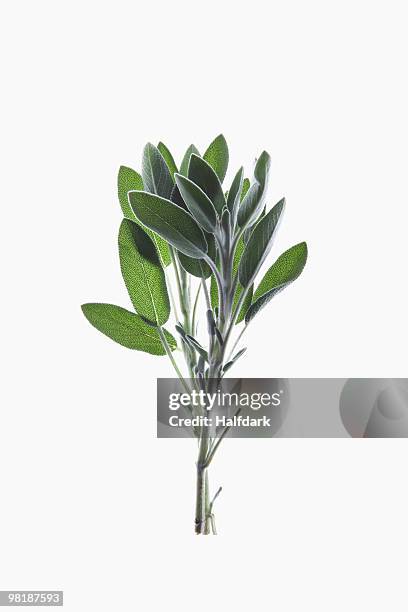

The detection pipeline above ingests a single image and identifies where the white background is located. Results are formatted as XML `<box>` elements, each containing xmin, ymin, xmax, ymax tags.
<box><xmin>1</xmin><ymin>0</ymin><xmax>408</xmax><ymax>610</ymax></box>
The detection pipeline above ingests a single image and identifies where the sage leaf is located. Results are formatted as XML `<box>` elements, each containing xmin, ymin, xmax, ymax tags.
<box><xmin>209</xmin><ymin>235</ymin><xmax>252</xmax><ymax>322</ymax></box>
<box><xmin>142</xmin><ymin>143</ymin><xmax>174</xmax><ymax>200</ymax></box>
<box><xmin>81</xmin><ymin>303</ymin><xmax>176</xmax><ymax>355</ymax></box>
<box><xmin>235</xmin><ymin>284</ymin><xmax>253</xmax><ymax>323</ymax></box>
<box><xmin>215</xmin><ymin>327</ymin><xmax>224</xmax><ymax>346</ymax></box>
<box><xmin>253</xmin><ymin>242</ymin><xmax>308</xmax><ymax>301</ymax></box>
<box><xmin>232</xmin><ymin>235</ymin><xmax>252</xmax><ymax>323</ymax></box>
<box><xmin>118</xmin><ymin>166</ymin><xmax>171</xmax><ymax>267</ymax></box>
<box><xmin>118</xmin><ymin>219</ymin><xmax>170</xmax><ymax>326</ymax></box>
<box><xmin>206</xmin><ymin>310</ymin><xmax>216</xmax><ymax>336</ymax></box>
<box><xmin>210</xmin><ymin>270</ymin><xmax>218</xmax><ymax>309</ymax></box>
<box><xmin>254</xmin><ymin>150</ymin><xmax>271</xmax><ymax>186</ymax></box>
<box><xmin>237</xmin><ymin>182</ymin><xmax>261</xmax><ymax>228</ymax></box>
<box><xmin>243</xmin><ymin>205</ymin><xmax>266</xmax><ymax>245</ymax></box>
<box><xmin>203</xmin><ymin>134</ymin><xmax>229</xmax><ymax>183</ymax></box>
<box><xmin>222</xmin><ymin>347</ymin><xmax>247</xmax><ymax>374</ymax></box>
<box><xmin>129</xmin><ymin>191</ymin><xmax>208</xmax><ymax>258</ymax></box>
<box><xmin>237</xmin><ymin>153</ymin><xmax>270</xmax><ymax>228</ymax></box>
<box><xmin>221</xmin><ymin>208</ymin><xmax>231</xmax><ymax>235</ymax></box>
<box><xmin>175</xmin><ymin>173</ymin><xmax>218</xmax><ymax>233</ymax></box>
<box><xmin>118</xmin><ymin>166</ymin><xmax>143</xmax><ymax>219</ymax></box>
<box><xmin>188</xmin><ymin>154</ymin><xmax>226</xmax><ymax>215</ymax></box>
<box><xmin>185</xmin><ymin>335</ymin><xmax>209</xmax><ymax>362</ymax></box>
<box><xmin>178</xmin><ymin>233</ymin><xmax>215</xmax><ymax>278</ymax></box>
<box><xmin>222</xmin><ymin>361</ymin><xmax>234</xmax><ymax>374</ymax></box>
<box><xmin>175</xmin><ymin>323</ymin><xmax>186</xmax><ymax>339</ymax></box>
<box><xmin>227</xmin><ymin>167</ymin><xmax>244</xmax><ymax>219</ymax></box>
<box><xmin>241</xmin><ymin>178</ymin><xmax>250</xmax><ymax>201</ymax></box>
<box><xmin>157</xmin><ymin>142</ymin><xmax>178</xmax><ymax>179</ymax></box>
<box><xmin>232</xmin><ymin>347</ymin><xmax>247</xmax><ymax>362</ymax></box>
<box><xmin>178</xmin><ymin>254</ymin><xmax>210</xmax><ymax>279</ymax></box>
<box><xmin>238</xmin><ymin>198</ymin><xmax>285</xmax><ymax>288</ymax></box>
<box><xmin>180</xmin><ymin>144</ymin><xmax>200</xmax><ymax>177</ymax></box>
<box><xmin>245</xmin><ymin>242</ymin><xmax>308</xmax><ymax>323</ymax></box>
<box><xmin>170</xmin><ymin>183</ymin><xmax>188</xmax><ymax>210</ymax></box>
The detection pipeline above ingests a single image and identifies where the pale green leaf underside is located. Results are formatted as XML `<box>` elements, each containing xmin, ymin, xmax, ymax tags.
<box><xmin>246</xmin><ymin>242</ymin><xmax>308</xmax><ymax>323</ymax></box>
<box><xmin>210</xmin><ymin>269</ymin><xmax>218</xmax><ymax>310</ymax></box>
<box><xmin>253</xmin><ymin>242</ymin><xmax>308</xmax><ymax>301</ymax></box>
<box><xmin>235</xmin><ymin>284</ymin><xmax>253</xmax><ymax>323</ymax></box>
<box><xmin>81</xmin><ymin>303</ymin><xmax>176</xmax><ymax>355</ymax></box>
<box><xmin>203</xmin><ymin>134</ymin><xmax>229</xmax><ymax>183</ymax></box>
<box><xmin>118</xmin><ymin>166</ymin><xmax>144</xmax><ymax>219</ymax></box>
<box><xmin>157</xmin><ymin>142</ymin><xmax>178</xmax><ymax>179</ymax></box>
<box><xmin>118</xmin><ymin>166</ymin><xmax>171</xmax><ymax>267</ymax></box>
<box><xmin>232</xmin><ymin>236</ymin><xmax>252</xmax><ymax>323</ymax></box>
<box><xmin>118</xmin><ymin>219</ymin><xmax>170</xmax><ymax>326</ymax></box>
<box><xmin>241</xmin><ymin>178</ymin><xmax>250</xmax><ymax>201</ymax></box>
<box><xmin>239</xmin><ymin>198</ymin><xmax>285</xmax><ymax>288</ymax></box>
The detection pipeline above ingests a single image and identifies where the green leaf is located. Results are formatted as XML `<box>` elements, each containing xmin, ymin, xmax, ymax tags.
<box><xmin>118</xmin><ymin>166</ymin><xmax>144</xmax><ymax>219</ymax></box>
<box><xmin>237</xmin><ymin>182</ymin><xmax>261</xmax><ymax>228</ymax></box>
<box><xmin>178</xmin><ymin>254</ymin><xmax>209</xmax><ymax>279</ymax></box>
<box><xmin>253</xmin><ymin>241</ymin><xmax>308</xmax><ymax>302</ymax></box>
<box><xmin>142</xmin><ymin>143</ymin><xmax>174</xmax><ymax>199</ymax></box>
<box><xmin>208</xmin><ymin>236</ymin><xmax>252</xmax><ymax>321</ymax></box>
<box><xmin>237</xmin><ymin>153</ymin><xmax>270</xmax><ymax>228</ymax></box>
<box><xmin>243</xmin><ymin>205</ymin><xmax>266</xmax><ymax>245</ymax></box>
<box><xmin>158</xmin><ymin>142</ymin><xmax>178</xmax><ymax>179</ymax></box>
<box><xmin>222</xmin><ymin>347</ymin><xmax>247</xmax><ymax>373</ymax></box>
<box><xmin>221</xmin><ymin>208</ymin><xmax>231</xmax><ymax>235</ymax></box>
<box><xmin>254</xmin><ymin>150</ymin><xmax>271</xmax><ymax>186</ymax></box>
<box><xmin>178</xmin><ymin>233</ymin><xmax>215</xmax><ymax>279</ymax></box>
<box><xmin>246</xmin><ymin>242</ymin><xmax>308</xmax><ymax>323</ymax></box>
<box><xmin>118</xmin><ymin>166</ymin><xmax>171</xmax><ymax>267</ymax></box>
<box><xmin>81</xmin><ymin>303</ymin><xmax>176</xmax><ymax>355</ymax></box>
<box><xmin>227</xmin><ymin>167</ymin><xmax>244</xmax><ymax>217</ymax></box>
<box><xmin>185</xmin><ymin>335</ymin><xmax>209</xmax><ymax>362</ymax></box>
<box><xmin>188</xmin><ymin>154</ymin><xmax>226</xmax><ymax>215</ymax></box>
<box><xmin>231</xmin><ymin>235</ymin><xmax>252</xmax><ymax>323</ymax></box>
<box><xmin>180</xmin><ymin>144</ymin><xmax>200</xmax><ymax>177</ymax></box>
<box><xmin>210</xmin><ymin>269</ymin><xmax>218</xmax><ymax>309</ymax></box>
<box><xmin>175</xmin><ymin>173</ymin><xmax>217</xmax><ymax>233</ymax></box>
<box><xmin>239</xmin><ymin>198</ymin><xmax>285</xmax><ymax>288</ymax></box>
<box><xmin>170</xmin><ymin>184</ymin><xmax>188</xmax><ymax>210</ymax></box>
<box><xmin>129</xmin><ymin>191</ymin><xmax>208</xmax><ymax>258</ymax></box>
<box><xmin>235</xmin><ymin>284</ymin><xmax>253</xmax><ymax>323</ymax></box>
<box><xmin>118</xmin><ymin>219</ymin><xmax>170</xmax><ymax>326</ymax></box>
<box><xmin>203</xmin><ymin>134</ymin><xmax>229</xmax><ymax>182</ymax></box>
<box><xmin>241</xmin><ymin>178</ymin><xmax>250</xmax><ymax>201</ymax></box>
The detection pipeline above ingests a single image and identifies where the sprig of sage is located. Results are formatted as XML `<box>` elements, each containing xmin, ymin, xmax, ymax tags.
<box><xmin>82</xmin><ymin>134</ymin><xmax>308</xmax><ymax>535</ymax></box>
